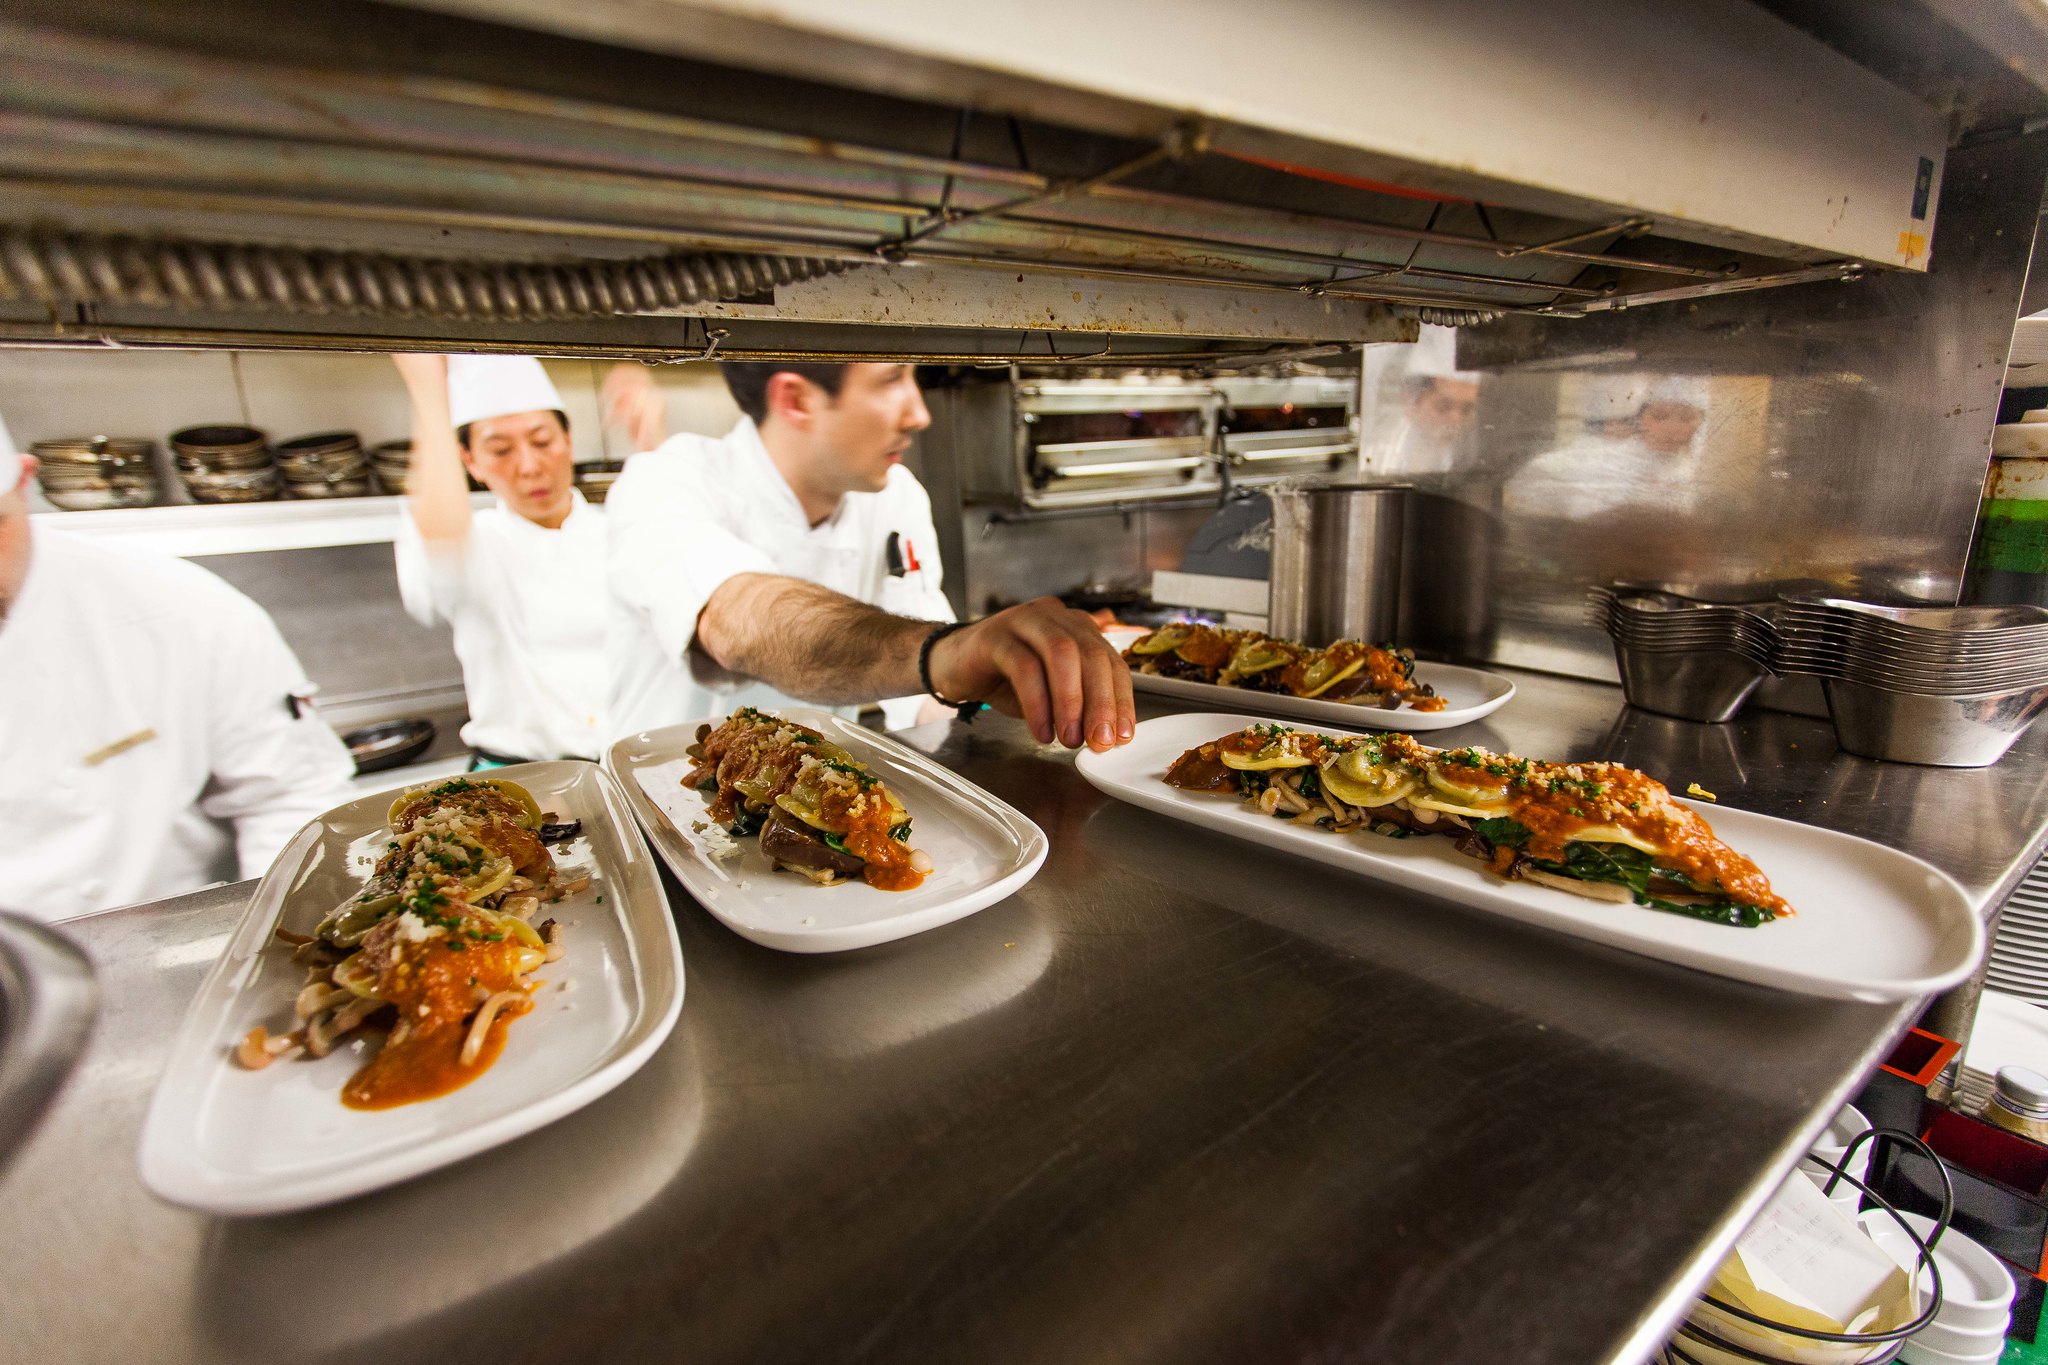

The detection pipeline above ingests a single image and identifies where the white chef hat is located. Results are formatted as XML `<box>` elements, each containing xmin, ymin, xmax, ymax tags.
<box><xmin>1581</xmin><ymin>374</ymin><xmax>1647</xmax><ymax>424</ymax></box>
<box><xmin>0</xmin><ymin>412</ymin><xmax>18</xmax><ymax>496</ymax></box>
<box><xmin>447</xmin><ymin>355</ymin><xmax>566</xmax><ymax>431</ymax></box>
<box><xmin>1406</xmin><ymin>324</ymin><xmax>1478</xmax><ymax>383</ymax></box>
<box><xmin>1641</xmin><ymin>374</ymin><xmax>1711</xmax><ymax>411</ymax></box>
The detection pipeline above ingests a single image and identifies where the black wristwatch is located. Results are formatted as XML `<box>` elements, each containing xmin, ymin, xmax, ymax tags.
<box><xmin>918</xmin><ymin>621</ymin><xmax>985</xmax><ymax>723</ymax></box>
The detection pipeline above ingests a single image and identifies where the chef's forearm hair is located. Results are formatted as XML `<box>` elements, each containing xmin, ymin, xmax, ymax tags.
<box><xmin>694</xmin><ymin>573</ymin><xmax>927</xmax><ymax>704</ymax></box>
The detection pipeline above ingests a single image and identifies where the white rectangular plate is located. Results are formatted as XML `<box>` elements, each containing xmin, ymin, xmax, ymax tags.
<box><xmin>138</xmin><ymin>761</ymin><xmax>683</xmax><ymax>1216</ymax></box>
<box><xmin>607</xmin><ymin>709</ymin><xmax>1048</xmax><ymax>953</ymax></box>
<box><xmin>1128</xmin><ymin>661</ymin><xmax>1515</xmax><ymax>731</ymax></box>
<box><xmin>1075</xmin><ymin>712</ymin><xmax>1982</xmax><ymax>1002</ymax></box>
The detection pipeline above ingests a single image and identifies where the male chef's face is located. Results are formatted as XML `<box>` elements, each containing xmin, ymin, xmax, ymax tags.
<box><xmin>781</xmin><ymin>363</ymin><xmax>931</xmax><ymax>495</ymax></box>
<box><xmin>1638</xmin><ymin>400</ymin><xmax>1704</xmax><ymax>456</ymax></box>
<box><xmin>461</xmin><ymin>410</ymin><xmax>574</xmax><ymax>526</ymax></box>
<box><xmin>0</xmin><ymin>455</ymin><xmax>37</xmax><ymax>628</ymax></box>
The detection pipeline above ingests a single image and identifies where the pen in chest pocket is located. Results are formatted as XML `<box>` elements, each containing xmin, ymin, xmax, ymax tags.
<box><xmin>884</xmin><ymin>531</ymin><xmax>922</xmax><ymax>579</ymax></box>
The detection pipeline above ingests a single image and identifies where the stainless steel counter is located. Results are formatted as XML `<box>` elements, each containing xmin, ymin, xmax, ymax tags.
<box><xmin>8</xmin><ymin>669</ymin><xmax>2048</xmax><ymax>1365</ymax></box>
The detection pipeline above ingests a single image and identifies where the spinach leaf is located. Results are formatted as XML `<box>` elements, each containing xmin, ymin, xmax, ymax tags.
<box><xmin>822</xmin><ymin>831</ymin><xmax>850</xmax><ymax>854</ymax></box>
<box><xmin>1367</xmin><ymin>820</ymin><xmax>1412</xmax><ymax>840</ymax></box>
<box><xmin>1298</xmin><ymin>767</ymin><xmax>1322</xmax><ymax>799</ymax></box>
<box><xmin>1235</xmin><ymin>770</ymin><xmax>1271</xmax><ymax>797</ymax></box>
<box><xmin>1531</xmin><ymin>842</ymin><xmax>1775</xmax><ymax>928</ymax></box>
<box><xmin>1473</xmin><ymin>817</ymin><xmax>1530</xmax><ymax>850</ymax></box>
<box><xmin>1644</xmin><ymin>896</ymin><xmax>1776</xmax><ymax>929</ymax></box>
<box><xmin>695</xmin><ymin>777</ymin><xmax>718</xmax><ymax>795</ymax></box>
<box><xmin>1532</xmin><ymin>841</ymin><xmax>1654</xmax><ymax>898</ymax></box>
<box><xmin>889</xmin><ymin>820</ymin><xmax>912</xmax><ymax>843</ymax></box>
<box><xmin>728</xmin><ymin>805</ymin><xmax>764</xmax><ymax>838</ymax></box>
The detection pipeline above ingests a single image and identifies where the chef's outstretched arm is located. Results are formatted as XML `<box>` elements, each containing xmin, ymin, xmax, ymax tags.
<box><xmin>696</xmin><ymin>575</ymin><xmax>1136</xmax><ymax>751</ymax></box>
<box><xmin>391</xmin><ymin>353</ymin><xmax>474</xmax><ymax>545</ymax></box>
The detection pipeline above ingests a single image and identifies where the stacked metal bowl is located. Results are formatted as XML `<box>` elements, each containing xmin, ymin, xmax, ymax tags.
<box><xmin>1592</xmin><ymin>586</ymin><xmax>2048</xmax><ymax>765</ymax></box>
<box><xmin>30</xmin><ymin>436</ymin><xmax>163</xmax><ymax>510</ymax></box>
<box><xmin>169</xmin><ymin>424</ymin><xmax>280</xmax><ymax>503</ymax></box>
<box><xmin>1773</xmin><ymin>599</ymin><xmax>2048</xmax><ymax>768</ymax></box>
<box><xmin>1590</xmin><ymin>588</ymin><xmax>1782</xmax><ymax>723</ymax></box>
<box><xmin>368</xmin><ymin>439</ymin><xmax>413</xmax><ymax>495</ymax></box>
<box><xmin>275</xmin><ymin>430</ymin><xmax>372</xmax><ymax>499</ymax></box>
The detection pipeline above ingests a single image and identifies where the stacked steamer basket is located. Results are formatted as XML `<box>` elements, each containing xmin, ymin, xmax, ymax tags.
<box><xmin>1772</xmin><ymin>599</ymin><xmax>2048</xmax><ymax>767</ymax></box>
<box><xmin>368</xmin><ymin>439</ymin><xmax>413</xmax><ymax>494</ymax></box>
<box><xmin>30</xmin><ymin>436</ymin><xmax>163</xmax><ymax>509</ymax></box>
<box><xmin>274</xmin><ymin>430</ymin><xmax>371</xmax><ymax>499</ymax></box>
<box><xmin>1592</xmin><ymin>587</ymin><xmax>2048</xmax><ymax>767</ymax></box>
<box><xmin>169</xmin><ymin>424</ymin><xmax>280</xmax><ymax>503</ymax></box>
<box><xmin>1589</xmin><ymin>588</ymin><xmax>1781</xmax><ymax>722</ymax></box>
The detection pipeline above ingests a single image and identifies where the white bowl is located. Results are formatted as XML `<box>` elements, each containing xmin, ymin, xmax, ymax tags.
<box><xmin>1858</xmin><ymin>1211</ymin><xmax>2015</xmax><ymax>1337</ymax></box>
<box><xmin>1908</xmin><ymin>1314</ymin><xmax>2010</xmax><ymax>1359</ymax></box>
<box><xmin>1899</xmin><ymin>1336</ymin><xmax>2004</xmax><ymax>1365</ymax></box>
<box><xmin>1684</xmin><ymin>1298</ymin><xmax>1898</xmax><ymax>1365</ymax></box>
<box><xmin>1802</xmin><ymin>1105</ymin><xmax>1874</xmax><ymax>1190</ymax></box>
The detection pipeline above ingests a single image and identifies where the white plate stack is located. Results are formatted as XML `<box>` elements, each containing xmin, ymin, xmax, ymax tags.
<box><xmin>1861</xmin><ymin>1213</ymin><xmax>2016</xmax><ymax>1365</ymax></box>
<box><xmin>1986</xmin><ymin>851</ymin><xmax>2048</xmax><ymax>1005</ymax></box>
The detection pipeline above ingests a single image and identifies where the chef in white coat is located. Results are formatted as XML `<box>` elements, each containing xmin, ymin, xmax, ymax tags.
<box><xmin>1507</xmin><ymin>374</ymin><xmax>1711</xmax><ymax>519</ymax></box>
<box><xmin>0</xmin><ymin>414</ymin><xmax>356</xmax><ymax>922</ymax></box>
<box><xmin>392</xmin><ymin>354</ymin><xmax>609</xmax><ymax>764</ymax></box>
<box><xmin>608</xmin><ymin>360</ymin><xmax>956</xmax><ymax>736</ymax></box>
<box><xmin>1360</xmin><ymin>324</ymin><xmax>1480</xmax><ymax>482</ymax></box>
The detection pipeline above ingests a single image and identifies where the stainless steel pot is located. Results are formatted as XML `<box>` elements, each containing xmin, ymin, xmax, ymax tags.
<box><xmin>1266</xmin><ymin>484</ymin><xmax>1408</xmax><ymax>646</ymax></box>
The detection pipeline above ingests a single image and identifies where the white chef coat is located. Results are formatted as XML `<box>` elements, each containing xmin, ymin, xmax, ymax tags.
<box><xmin>395</xmin><ymin>490</ymin><xmax>608</xmax><ymax>760</ymax></box>
<box><xmin>0</xmin><ymin>529</ymin><xmax>356</xmax><ymax>922</ymax></box>
<box><xmin>1505</xmin><ymin>436</ymin><xmax>1704</xmax><ymax>519</ymax></box>
<box><xmin>1360</xmin><ymin>415</ymin><xmax>1460</xmax><ymax>481</ymax></box>
<box><xmin>606</xmin><ymin>417</ymin><xmax>953</xmax><ymax>738</ymax></box>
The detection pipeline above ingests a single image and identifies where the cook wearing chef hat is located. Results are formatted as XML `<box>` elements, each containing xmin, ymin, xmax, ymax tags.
<box><xmin>1635</xmin><ymin>373</ymin><xmax>1710</xmax><ymax>456</ymax></box>
<box><xmin>1360</xmin><ymin>324</ymin><xmax>1481</xmax><ymax>480</ymax></box>
<box><xmin>391</xmin><ymin>353</ymin><xmax>609</xmax><ymax>767</ymax></box>
<box><xmin>0</xmin><ymin>408</ymin><xmax>357</xmax><ymax>921</ymax></box>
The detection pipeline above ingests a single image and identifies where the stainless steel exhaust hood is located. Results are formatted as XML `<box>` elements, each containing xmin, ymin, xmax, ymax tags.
<box><xmin>0</xmin><ymin>0</ymin><xmax>2030</xmax><ymax>361</ymax></box>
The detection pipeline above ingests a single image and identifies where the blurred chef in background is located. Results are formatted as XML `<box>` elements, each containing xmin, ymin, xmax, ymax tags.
<box><xmin>1359</xmin><ymin>324</ymin><xmax>1480</xmax><ymax>481</ymax></box>
<box><xmin>392</xmin><ymin>353</ymin><xmax>609</xmax><ymax>766</ymax></box>
<box><xmin>0</xmin><ymin>412</ymin><xmax>356</xmax><ymax>921</ymax></box>
<box><xmin>607</xmin><ymin>360</ymin><xmax>956</xmax><ymax>734</ymax></box>
<box><xmin>1506</xmin><ymin>373</ymin><xmax>1711</xmax><ymax>519</ymax></box>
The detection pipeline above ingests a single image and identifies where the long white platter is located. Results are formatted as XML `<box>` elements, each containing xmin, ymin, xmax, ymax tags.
<box><xmin>1075</xmin><ymin>712</ymin><xmax>1982</xmax><ymax>1002</ymax></box>
<box><xmin>139</xmin><ymin>761</ymin><xmax>683</xmax><ymax>1216</ymax></box>
<box><xmin>608</xmin><ymin>709</ymin><xmax>1047</xmax><ymax>953</ymax></box>
<box><xmin>1128</xmin><ymin>661</ymin><xmax>1515</xmax><ymax>732</ymax></box>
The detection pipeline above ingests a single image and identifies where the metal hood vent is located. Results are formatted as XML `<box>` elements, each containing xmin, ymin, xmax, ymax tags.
<box><xmin>0</xmin><ymin>0</ymin><xmax>1978</xmax><ymax>360</ymax></box>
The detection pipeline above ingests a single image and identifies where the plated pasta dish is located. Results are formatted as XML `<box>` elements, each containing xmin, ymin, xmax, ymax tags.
<box><xmin>684</xmin><ymin>707</ymin><xmax>932</xmax><ymax>891</ymax></box>
<box><xmin>235</xmin><ymin>777</ymin><xmax>585</xmax><ymax>1109</ymax></box>
<box><xmin>1122</xmin><ymin>625</ymin><xmax>1449</xmax><ymax>713</ymax></box>
<box><xmin>1165</xmin><ymin>723</ymin><xmax>1791</xmax><ymax>927</ymax></box>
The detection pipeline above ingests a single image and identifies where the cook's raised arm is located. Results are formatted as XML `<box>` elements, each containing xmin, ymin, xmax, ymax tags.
<box><xmin>695</xmin><ymin>575</ymin><xmax>1135</xmax><ymax>751</ymax></box>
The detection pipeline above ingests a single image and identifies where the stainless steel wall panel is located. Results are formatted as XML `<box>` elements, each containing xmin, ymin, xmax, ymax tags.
<box><xmin>1378</xmin><ymin>133</ymin><xmax>2048</xmax><ymax>683</ymax></box>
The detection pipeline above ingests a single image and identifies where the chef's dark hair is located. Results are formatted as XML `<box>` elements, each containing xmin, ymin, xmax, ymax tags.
<box><xmin>720</xmin><ymin>362</ymin><xmax>847</xmax><ymax>424</ymax></box>
<box><xmin>456</xmin><ymin>410</ymin><xmax>570</xmax><ymax>449</ymax></box>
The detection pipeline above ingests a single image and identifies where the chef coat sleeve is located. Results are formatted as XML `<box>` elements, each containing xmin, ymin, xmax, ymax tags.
<box><xmin>193</xmin><ymin>583</ymin><xmax>358</xmax><ymax>878</ymax></box>
<box><xmin>392</xmin><ymin>507</ymin><xmax>480</xmax><ymax>628</ymax></box>
<box><xmin>606</xmin><ymin>460</ymin><xmax>777</xmax><ymax>681</ymax></box>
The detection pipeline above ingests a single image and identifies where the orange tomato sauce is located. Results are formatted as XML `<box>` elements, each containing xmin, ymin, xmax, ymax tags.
<box><xmin>342</xmin><ymin>936</ymin><xmax>533</xmax><ymax>1111</ymax></box>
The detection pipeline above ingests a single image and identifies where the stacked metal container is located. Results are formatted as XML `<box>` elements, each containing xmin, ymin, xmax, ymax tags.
<box><xmin>1593</xmin><ymin>588</ymin><xmax>2048</xmax><ymax>766</ymax></box>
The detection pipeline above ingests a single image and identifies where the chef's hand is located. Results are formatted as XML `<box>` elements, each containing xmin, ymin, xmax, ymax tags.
<box><xmin>601</xmin><ymin>363</ymin><xmax>667</xmax><ymax>452</ymax></box>
<box><xmin>391</xmin><ymin>352</ymin><xmax>449</xmax><ymax>393</ymax></box>
<box><xmin>927</xmin><ymin>597</ymin><xmax>1136</xmax><ymax>752</ymax></box>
